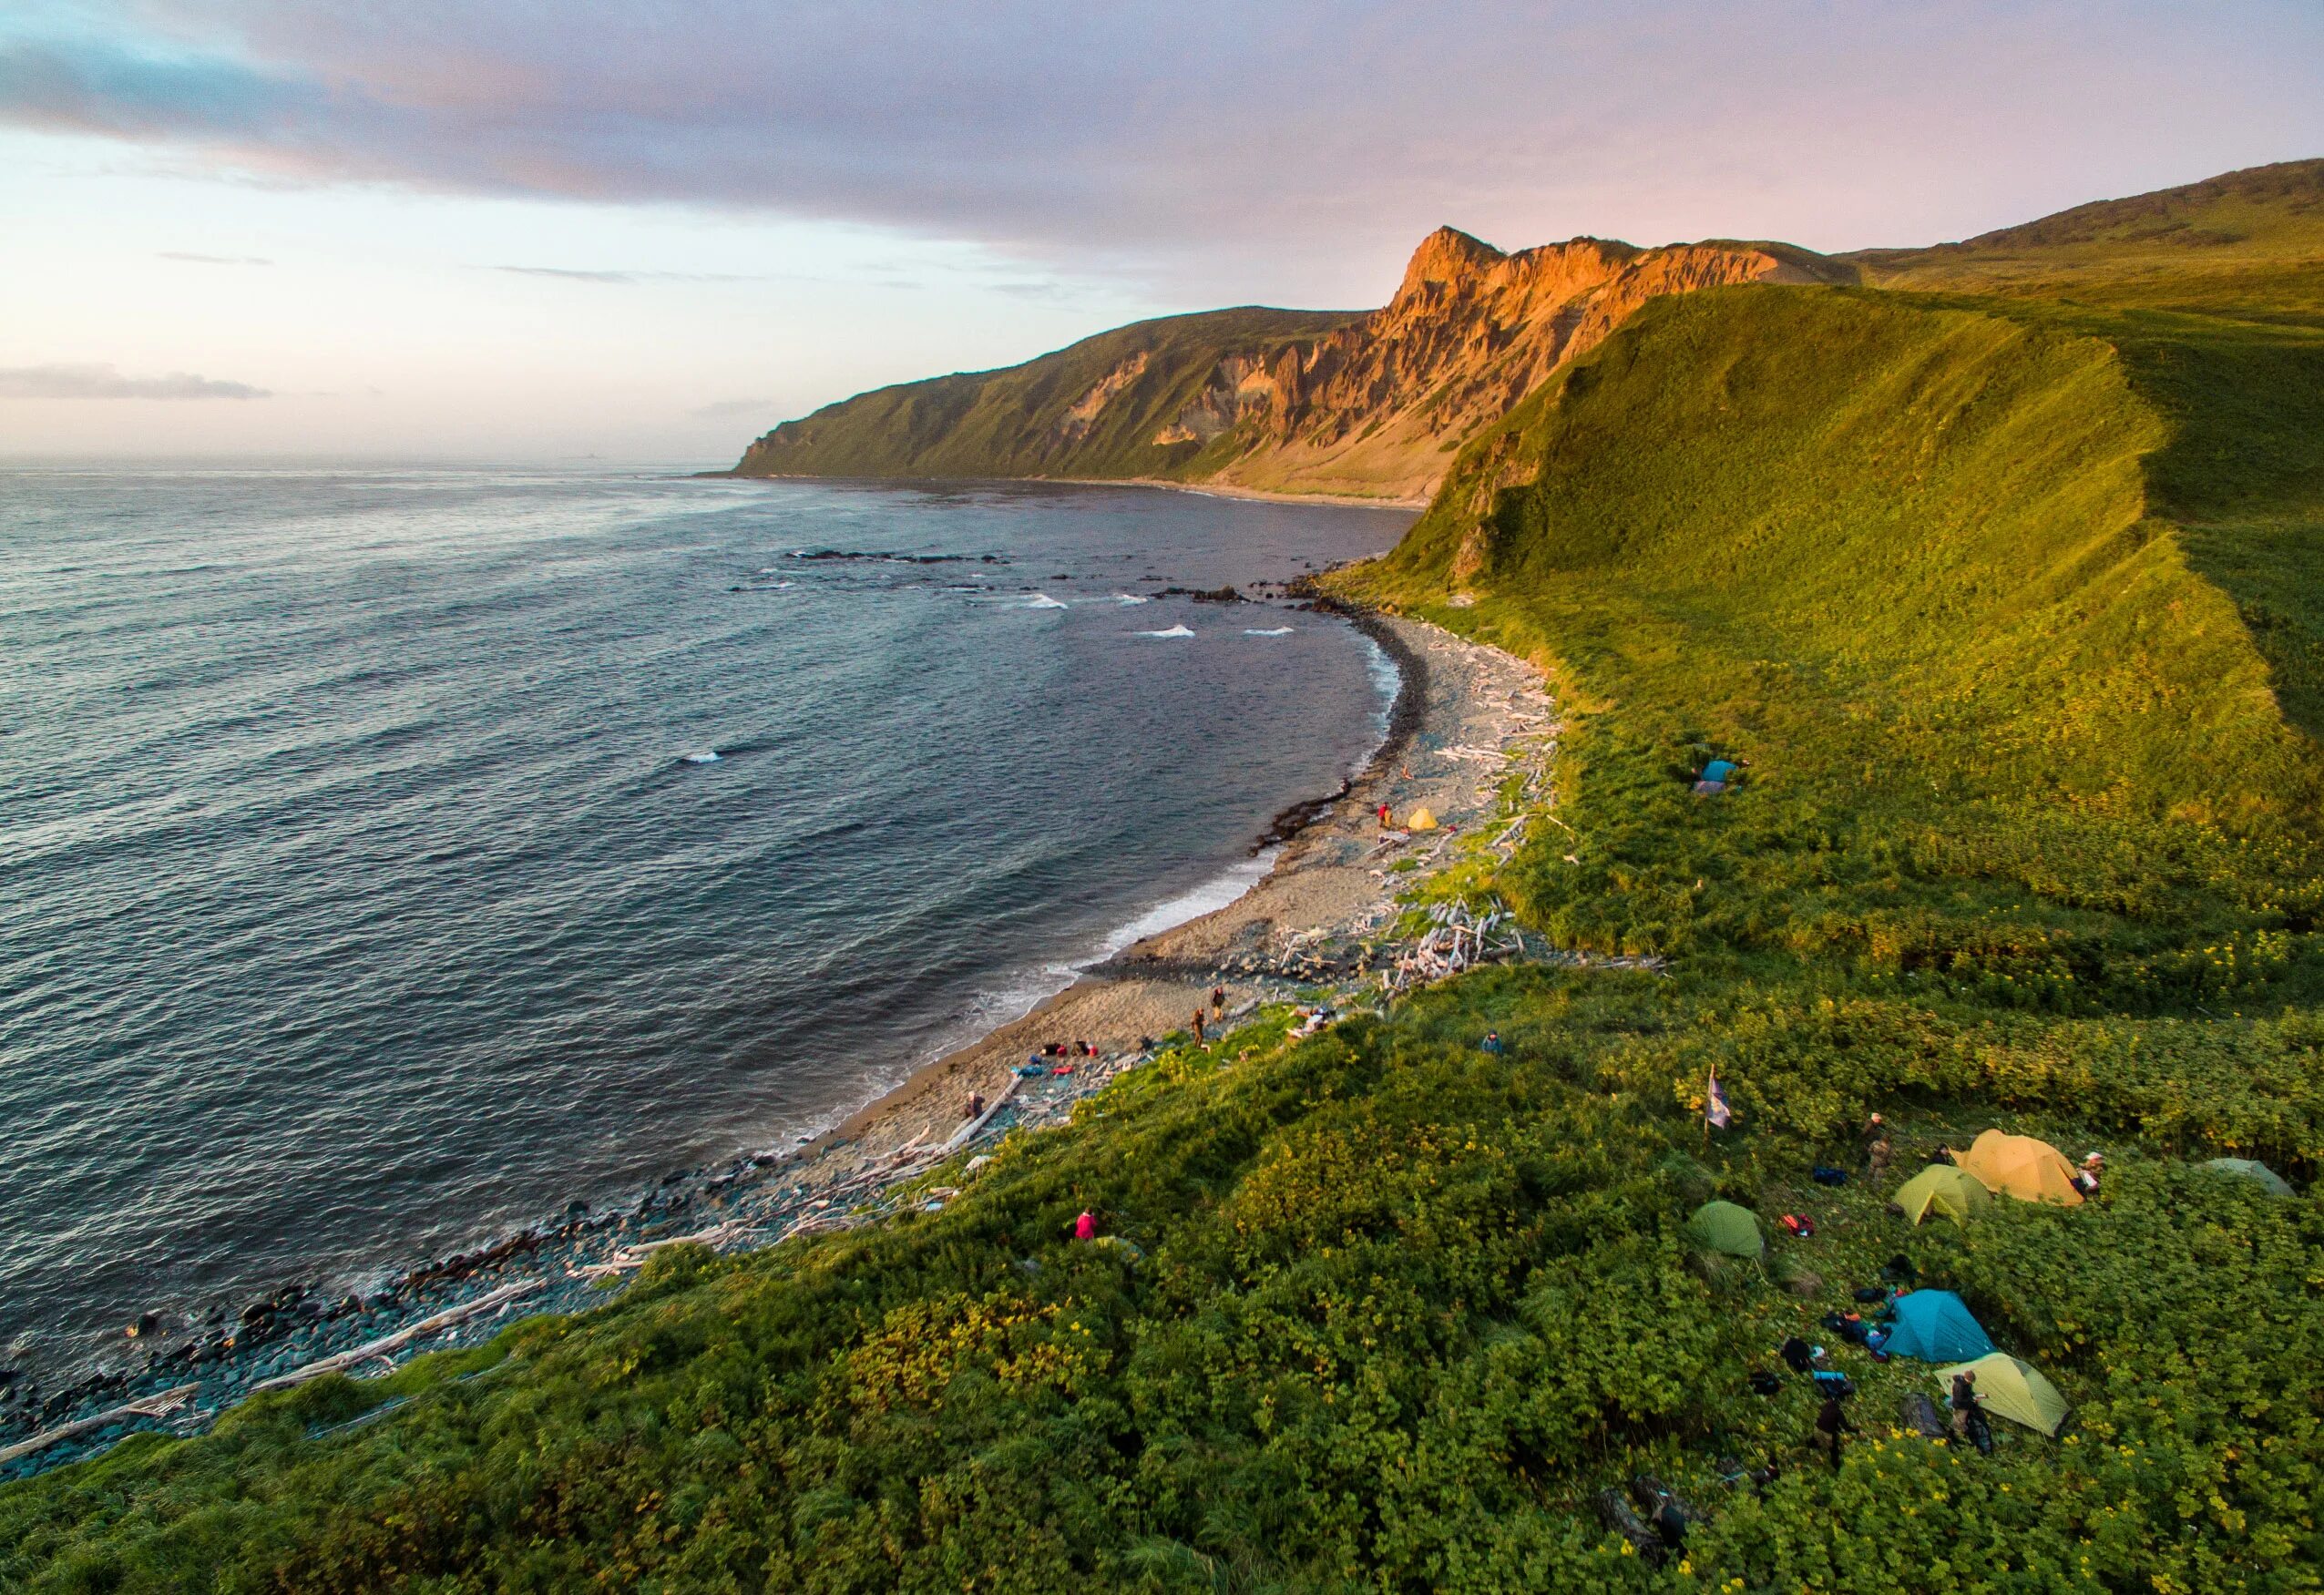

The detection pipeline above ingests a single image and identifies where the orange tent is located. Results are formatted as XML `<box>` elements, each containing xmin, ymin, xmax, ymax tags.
<box><xmin>1951</xmin><ymin>1129</ymin><xmax>2083</xmax><ymax>1206</ymax></box>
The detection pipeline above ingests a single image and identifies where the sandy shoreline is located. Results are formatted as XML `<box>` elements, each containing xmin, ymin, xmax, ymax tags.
<box><xmin>795</xmin><ymin>608</ymin><xmax>1555</xmax><ymax>1176</ymax></box>
<box><xmin>712</xmin><ymin>468</ymin><xmax>1434</xmax><ymax>513</ymax></box>
<box><xmin>1069</xmin><ymin>476</ymin><xmax>1435</xmax><ymax>512</ymax></box>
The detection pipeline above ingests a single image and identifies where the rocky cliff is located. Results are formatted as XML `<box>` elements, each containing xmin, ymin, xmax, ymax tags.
<box><xmin>731</xmin><ymin>229</ymin><xmax>1855</xmax><ymax>500</ymax></box>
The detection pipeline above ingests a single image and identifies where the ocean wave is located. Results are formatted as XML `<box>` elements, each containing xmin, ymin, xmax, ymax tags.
<box><xmin>681</xmin><ymin>751</ymin><xmax>722</xmax><ymax>764</ymax></box>
<box><xmin>1112</xmin><ymin>593</ymin><xmax>1150</xmax><ymax>605</ymax></box>
<box><xmin>1026</xmin><ymin>593</ymin><xmax>1069</xmax><ymax>609</ymax></box>
<box><xmin>1081</xmin><ymin>846</ymin><xmax>1283</xmax><ymax>964</ymax></box>
<box><xmin>1137</xmin><ymin>624</ymin><xmax>1195</xmax><ymax>639</ymax></box>
<box><xmin>1244</xmin><ymin>626</ymin><xmax>1295</xmax><ymax>636</ymax></box>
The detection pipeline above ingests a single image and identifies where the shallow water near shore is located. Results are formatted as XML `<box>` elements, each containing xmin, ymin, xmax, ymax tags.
<box><xmin>0</xmin><ymin>464</ymin><xmax>1408</xmax><ymax>1371</ymax></box>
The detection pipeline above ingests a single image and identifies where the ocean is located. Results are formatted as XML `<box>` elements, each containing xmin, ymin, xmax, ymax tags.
<box><xmin>0</xmin><ymin>464</ymin><xmax>1408</xmax><ymax>1368</ymax></box>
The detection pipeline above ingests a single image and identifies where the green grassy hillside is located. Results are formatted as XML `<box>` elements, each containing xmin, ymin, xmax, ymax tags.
<box><xmin>1849</xmin><ymin>158</ymin><xmax>2324</xmax><ymax>325</ymax></box>
<box><xmin>9</xmin><ymin>169</ymin><xmax>2324</xmax><ymax>1593</ymax></box>
<box><xmin>732</xmin><ymin>307</ymin><xmax>1355</xmax><ymax>485</ymax></box>
<box><xmin>1348</xmin><ymin>281</ymin><xmax>2324</xmax><ymax>997</ymax></box>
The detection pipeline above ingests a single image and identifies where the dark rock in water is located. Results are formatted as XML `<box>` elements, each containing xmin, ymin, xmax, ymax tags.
<box><xmin>127</xmin><ymin>1310</ymin><xmax>161</xmax><ymax>1339</ymax></box>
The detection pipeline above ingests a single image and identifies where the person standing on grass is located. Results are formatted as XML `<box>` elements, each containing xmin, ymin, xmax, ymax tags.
<box><xmin>1192</xmin><ymin>1009</ymin><xmax>1205</xmax><ymax>1046</ymax></box>
<box><xmin>1814</xmin><ymin>1394</ymin><xmax>1857</xmax><ymax>1472</ymax></box>
<box><xmin>1950</xmin><ymin>1369</ymin><xmax>1981</xmax><ymax>1441</ymax></box>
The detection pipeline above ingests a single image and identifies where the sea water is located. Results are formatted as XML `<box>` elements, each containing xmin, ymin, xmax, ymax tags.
<box><xmin>0</xmin><ymin>465</ymin><xmax>1408</xmax><ymax>1365</ymax></box>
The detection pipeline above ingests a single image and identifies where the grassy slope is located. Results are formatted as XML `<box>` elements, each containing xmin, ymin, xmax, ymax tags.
<box><xmin>1351</xmin><ymin>283</ymin><xmax>2324</xmax><ymax>990</ymax></box>
<box><xmin>730</xmin><ymin>307</ymin><xmax>1355</xmax><ymax>486</ymax></box>
<box><xmin>10</xmin><ymin>177</ymin><xmax>2324</xmax><ymax>1593</ymax></box>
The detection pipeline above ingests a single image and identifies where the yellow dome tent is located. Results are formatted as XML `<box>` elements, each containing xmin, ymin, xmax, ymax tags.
<box><xmin>1405</xmin><ymin>807</ymin><xmax>1439</xmax><ymax>831</ymax></box>
<box><xmin>1952</xmin><ymin>1129</ymin><xmax>2083</xmax><ymax>1206</ymax></box>
<box><xmin>1934</xmin><ymin>1353</ymin><xmax>2071</xmax><ymax>1436</ymax></box>
<box><xmin>1894</xmin><ymin>1163</ymin><xmax>1992</xmax><ymax>1226</ymax></box>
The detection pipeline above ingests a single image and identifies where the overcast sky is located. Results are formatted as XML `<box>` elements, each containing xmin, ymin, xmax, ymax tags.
<box><xmin>4</xmin><ymin>1</ymin><xmax>2319</xmax><ymax>460</ymax></box>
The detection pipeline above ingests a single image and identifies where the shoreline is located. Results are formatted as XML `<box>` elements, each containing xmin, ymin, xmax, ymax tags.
<box><xmin>708</xmin><ymin>468</ymin><xmax>1435</xmax><ymax>513</ymax></box>
<box><xmin>0</xmin><ymin>606</ymin><xmax>1561</xmax><ymax>1482</ymax></box>
<box><xmin>794</xmin><ymin>608</ymin><xmax>1545</xmax><ymax>1167</ymax></box>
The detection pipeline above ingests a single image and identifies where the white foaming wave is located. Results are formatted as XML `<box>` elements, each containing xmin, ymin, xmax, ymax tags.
<box><xmin>1026</xmin><ymin>593</ymin><xmax>1069</xmax><ymax>608</ymax></box>
<box><xmin>1112</xmin><ymin>593</ymin><xmax>1150</xmax><ymax>605</ymax></box>
<box><xmin>682</xmin><ymin>751</ymin><xmax>722</xmax><ymax>764</ymax></box>
<box><xmin>1244</xmin><ymin>626</ymin><xmax>1294</xmax><ymax>636</ymax></box>
<box><xmin>1138</xmin><ymin>623</ymin><xmax>1194</xmax><ymax>639</ymax></box>
<box><xmin>1083</xmin><ymin>846</ymin><xmax>1283</xmax><ymax>965</ymax></box>
<box><xmin>1352</xmin><ymin>631</ymin><xmax>1403</xmax><ymax>775</ymax></box>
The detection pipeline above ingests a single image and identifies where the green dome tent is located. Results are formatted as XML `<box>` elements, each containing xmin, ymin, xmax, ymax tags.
<box><xmin>1684</xmin><ymin>1200</ymin><xmax>1764</xmax><ymax>1258</ymax></box>
<box><xmin>2203</xmin><ymin>1158</ymin><xmax>2295</xmax><ymax>1197</ymax></box>
<box><xmin>1894</xmin><ymin>1164</ymin><xmax>1993</xmax><ymax>1227</ymax></box>
<box><xmin>1935</xmin><ymin>1353</ymin><xmax>2070</xmax><ymax>1436</ymax></box>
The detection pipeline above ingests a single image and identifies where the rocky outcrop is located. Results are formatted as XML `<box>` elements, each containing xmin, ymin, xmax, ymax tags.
<box><xmin>1055</xmin><ymin>351</ymin><xmax>1150</xmax><ymax>444</ymax></box>
<box><xmin>1178</xmin><ymin>229</ymin><xmax>1855</xmax><ymax>499</ymax></box>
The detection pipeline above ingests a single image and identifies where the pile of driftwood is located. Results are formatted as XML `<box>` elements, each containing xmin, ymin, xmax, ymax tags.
<box><xmin>1383</xmin><ymin>896</ymin><xmax>1530</xmax><ymax>993</ymax></box>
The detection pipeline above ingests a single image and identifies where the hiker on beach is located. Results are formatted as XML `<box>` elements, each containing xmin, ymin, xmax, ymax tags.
<box><xmin>1192</xmin><ymin>1010</ymin><xmax>1206</xmax><ymax>1045</ymax></box>
<box><xmin>1211</xmin><ymin>986</ymin><xmax>1225</xmax><ymax>1017</ymax></box>
<box><xmin>963</xmin><ymin>1092</ymin><xmax>985</xmax><ymax>1120</ymax></box>
<box><xmin>1378</xmin><ymin>802</ymin><xmax>1392</xmax><ymax>828</ymax></box>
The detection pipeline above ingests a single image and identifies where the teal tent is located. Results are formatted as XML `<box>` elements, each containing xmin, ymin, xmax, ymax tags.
<box><xmin>2203</xmin><ymin>1158</ymin><xmax>2295</xmax><ymax>1197</ymax></box>
<box><xmin>1684</xmin><ymin>1200</ymin><xmax>1764</xmax><ymax>1258</ymax></box>
<box><xmin>1883</xmin><ymin>1290</ymin><xmax>1996</xmax><ymax>1363</ymax></box>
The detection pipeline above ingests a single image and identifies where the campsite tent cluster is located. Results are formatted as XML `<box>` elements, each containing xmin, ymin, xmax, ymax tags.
<box><xmin>1685</xmin><ymin>1130</ymin><xmax>2298</xmax><ymax>1442</ymax></box>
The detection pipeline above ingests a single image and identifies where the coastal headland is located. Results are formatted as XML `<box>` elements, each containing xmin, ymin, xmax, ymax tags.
<box><xmin>9</xmin><ymin>159</ymin><xmax>2324</xmax><ymax>1590</ymax></box>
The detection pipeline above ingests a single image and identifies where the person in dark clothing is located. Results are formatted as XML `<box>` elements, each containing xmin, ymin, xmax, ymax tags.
<box><xmin>1779</xmin><ymin>1335</ymin><xmax>1816</xmax><ymax>1374</ymax></box>
<box><xmin>1210</xmin><ymin>986</ymin><xmax>1225</xmax><ymax>1018</ymax></box>
<box><xmin>1191</xmin><ymin>1009</ymin><xmax>1205</xmax><ymax>1046</ymax></box>
<box><xmin>1950</xmin><ymin>1369</ymin><xmax>1981</xmax><ymax>1441</ymax></box>
<box><xmin>1814</xmin><ymin>1395</ymin><xmax>1858</xmax><ymax>1471</ymax></box>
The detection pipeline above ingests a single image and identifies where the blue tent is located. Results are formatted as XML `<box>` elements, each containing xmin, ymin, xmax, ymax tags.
<box><xmin>1883</xmin><ymin>1290</ymin><xmax>1996</xmax><ymax>1363</ymax></box>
